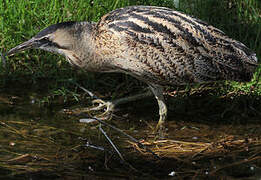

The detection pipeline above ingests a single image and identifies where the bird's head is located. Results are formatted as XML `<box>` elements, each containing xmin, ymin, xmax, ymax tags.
<box><xmin>7</xmin><ymin>21</ymin><xmax>93</xmax><ymax>66</ymax></box>
<box><xmin>8</xmin><ymin>22</ymin><xmax>79</xmax><ymax>56</ymax></box>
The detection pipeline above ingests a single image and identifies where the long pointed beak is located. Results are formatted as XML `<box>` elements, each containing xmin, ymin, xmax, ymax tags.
<box><xmin>7</xmin><ymin>38</ymin><xmax>38</xmax><ymax>56</ymax></box>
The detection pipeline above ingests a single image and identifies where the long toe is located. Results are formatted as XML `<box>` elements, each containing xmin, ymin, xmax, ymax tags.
<box><xmin>91</xmin><ymin>99</ymin><xmax>115</xmax><ymax>112</ymax></box>
<box><xmin>85</xmin><ymin>99</ymin><xmax>115</xmax><ymax>119</ymax></box>
<box><xmin>62</xmin><ymin>99</ymin><xmax>115</xmax><ymax>120</ymax></box>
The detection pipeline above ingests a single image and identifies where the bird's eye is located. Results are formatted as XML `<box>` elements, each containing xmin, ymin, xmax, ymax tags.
<box><xmin>38</xmin><ymin>37</ymin><xmax>52</xmax><ymax>45</ymax></box>
<box><xmin>42</xmin><ymin>37</ymin><xmax>50</xmax><ymax>41</ymax></box>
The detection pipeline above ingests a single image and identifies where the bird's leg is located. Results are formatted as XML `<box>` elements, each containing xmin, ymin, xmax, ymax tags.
<box><xmin>149</xmin><ymin>84</ymin><xmax>167</xmax><ymax>137</ymax></box>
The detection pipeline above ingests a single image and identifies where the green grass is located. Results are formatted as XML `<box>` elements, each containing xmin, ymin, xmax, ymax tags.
<box><xmin>0</xmin><ymin>0</ymin><xmax>260</xmax><ymax>100</ymax></box>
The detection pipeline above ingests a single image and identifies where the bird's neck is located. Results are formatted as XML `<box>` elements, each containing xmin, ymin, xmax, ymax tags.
<box><xmin>75</xmin><ymin>22</ymin><xmax>118</xmax><ymax>72</ymax></box>
<box><xmin>65</xmin><ymin>22</ymin><xmax>119</xmax><ymax>72</ymax></box>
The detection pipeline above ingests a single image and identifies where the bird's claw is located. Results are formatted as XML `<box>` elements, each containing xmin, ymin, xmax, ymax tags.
<box><xmin>61</xmin><ymin>99</ymin><xmax>115</xmax><ymax>120</ymax></box>
<box><xmin>87</xmin><ymin>99</ymin><xmax>115</xmax><ymax>119</ymax></box>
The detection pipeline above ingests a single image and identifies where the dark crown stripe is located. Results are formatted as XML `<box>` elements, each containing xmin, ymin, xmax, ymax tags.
<box><xmin>35</xmin><ymin>21</ymin><xmax>76</xmax><ymax>38</ymax></box>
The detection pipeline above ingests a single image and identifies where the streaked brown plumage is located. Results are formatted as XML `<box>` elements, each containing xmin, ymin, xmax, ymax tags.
<box><xmin>7</xmin><ymin>6</ymin><xmax>258</xmax><ymax>134</ymax></box>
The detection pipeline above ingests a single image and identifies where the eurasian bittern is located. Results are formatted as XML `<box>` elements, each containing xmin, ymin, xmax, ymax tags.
<box><xmin>7</xmin><ymin>6</ymin><xmax>258</xmax><ymax>134</ymax></box>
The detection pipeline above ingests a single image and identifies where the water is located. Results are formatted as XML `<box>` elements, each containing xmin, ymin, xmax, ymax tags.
<box><xmin>0</xmin><ymin>85</ymin><xmax>261</xmax><ymax>179</ymax></box>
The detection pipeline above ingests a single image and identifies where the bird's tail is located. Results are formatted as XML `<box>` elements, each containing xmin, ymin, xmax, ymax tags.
<box><xmin>194</xmin><ymin>42</ymin><xmax>258</xmax><ymax>83</ymax></box>
<box><xmin>239</xmin><ymin>53</ymin><xmax>259</xmax><ymax>82</ymax></box>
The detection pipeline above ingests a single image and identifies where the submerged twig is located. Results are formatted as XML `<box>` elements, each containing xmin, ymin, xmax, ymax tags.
<box><xmin>99</xmin><ymin>124</ymin><xmax>124</xmax><ymax>162</ymax></box>
<box><xmin>85</xmin><ymin>141</ymin><xmax>105</xmax><ymax>151</ymax></box>
<box><xmin>0</xmin><ymin>121</ymin><xmax>27</xmax><ymax>138</ymax></box>
<box><xmin>81</xmin><ymin>114</ymin><xmax>159</xmax><ymax>159</ymax></box>
<box><xmin>99</xmin><ymin>124</ymin><xmax>138</xmax><ymax>172</ymax></box>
